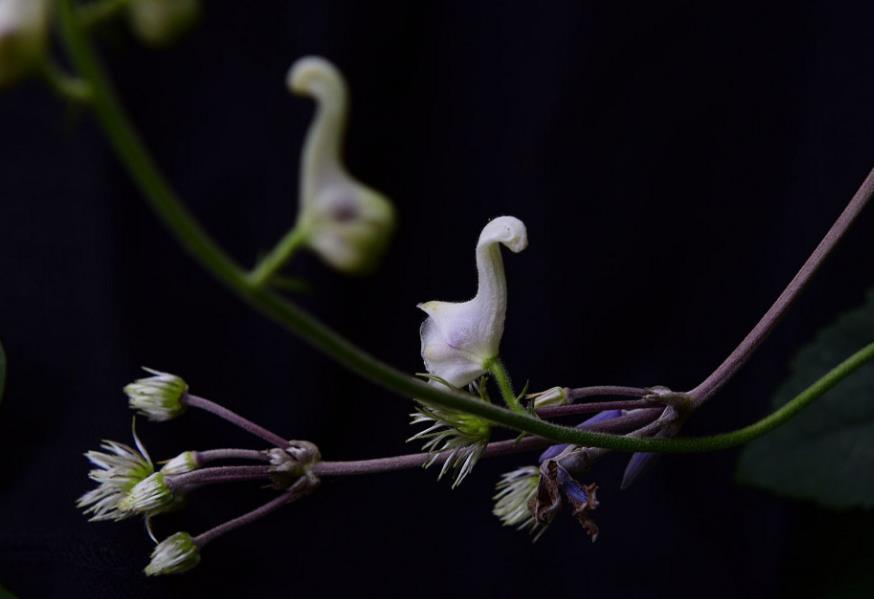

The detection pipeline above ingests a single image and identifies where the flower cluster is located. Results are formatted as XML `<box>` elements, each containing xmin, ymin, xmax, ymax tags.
<box><xmin>408</xmin><ymin>402</ymin><xmax>491</xmax><ymax>488</ymax></box>
<box><xmin>80</xmin><ymin>366</ymin><xmax>326</xmax><ymax>576</ymax></box>
<box><xmin>492</xmin><ymin>466</ymin><xmax>545</xmax><ymax>539</ymax></box>
<box><xmin>77</xmin><ymin>435</ymin><xmax>156</xmax><ymax>522</ymax></box>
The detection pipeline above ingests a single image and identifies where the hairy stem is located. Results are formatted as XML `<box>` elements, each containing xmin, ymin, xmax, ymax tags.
<box><xmin>315</xmin><ymin>409</ymin><xmax>657</xmax><ymax>477</ymax></box>
<box><xmin>537</xmin><ymin>399</ymin><xmax>661</xmax><ymax>419</ymax></box>
<box><xmin>167</xmin><ymin>465</ymin><xmax>272</xmax><ymax>492</ymax></box>
<box><xmin>196</xmin><ymin>449</ymin><xmax>271</xmax><ymax>465</ymax></box>
<box><xmin>193</xmin><ymin>477</ymin><xmax>313</xmax><ymax>547</ymax></box>
<box><xmin>567</xmin><ymin>386</ymin><xmax>648</xmax><ymax>400</ymax></box>
<box><xmin>184</xmin><ymin>395</ymin><xmax>288</xmax><ymax>449</ymax></box>
<box><xmin>486</xmin><ymin>358</ymin><xmax>523</xmax><ymax>412</ymax></box>
<box><xmin>689</xmin><ymin>166</ymin><xmax>874</xmax><ymax>405</ymax></box>
<box><xmin>678</xmin><ymin>341</ymin><xmax>874</xmax><ymax>451</ymax></box>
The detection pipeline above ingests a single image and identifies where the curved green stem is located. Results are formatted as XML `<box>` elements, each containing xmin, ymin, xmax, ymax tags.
<box><xmin>248</xmin><ymin>224</ymin><xmax>309</xmax><ymax>288</ymax></box>
<box><xmin>55</xmin><ymin>0</ymin><xmax>874</xmax><ymax>454</ymax></box>
<box><xmin>486</xmin><ymin>358</ymin><xmax>523</xmax><ymax>413</ymax></box>
<box><xmin>39</xmin><ymin>59</ymin><xmax>93</xmax><ymax>104</ymax></box>
<box><xmin>669</xmin><ymin>340</ymin><xmax>874</xmax><ymax>452</ymax></box>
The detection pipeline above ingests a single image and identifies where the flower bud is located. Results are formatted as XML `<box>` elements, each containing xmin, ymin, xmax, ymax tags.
<box><xmin>118</xmin><ymin>472</ymin><xmax>175</xmax><ymax>516</ymax></box>
<box><xmin>161</xmin><ymin>451</ymin><xmax>199</xmax><ymax>476</ymax></box>
<box><xmin>528</xmin><ymin>386</ymin><xmax>569</xmax><ymax>409</ymax></box>
<box><xmin>124</xmin><ymin>368</ymin><xmax>188</xmax><ymax>422</ymax></box>
<box><xmin>145</xmin><ymin>531</ymin><xmax>200</xmax><ymax>576</ymax></box>
<box><xmin>408</xmin><ymin>404</ymin><xmax>490</xmax><ymax>487</ymax></box>
<box><xmin>127</xmin><ymin>0</ymin><xmax>200</xmax><ymax>47</ymax></box>
<box><xmin>0</xmin><ymin>0</ymin><xmax>50</xmax><ymax>88</ymax></box>
<box><xmin>77</xmin><ymin>436</ymin><xmax>154</xmax><ymax>522</ymax></box>
<box><xmin>493</xmin><ymin>465</ymin><xmax>545</xmax><ymax>538</ymax></box>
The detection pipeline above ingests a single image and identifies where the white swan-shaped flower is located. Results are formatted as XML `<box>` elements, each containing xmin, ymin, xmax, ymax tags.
<box><xmin>288</xmin><ymin>56</ymin><xmax>395</xmax><ymax>273</ymax></box>
<box><xmin>418</xmin><ymin>216</ymin><xmax>528</xmax><ymax>388</ymax></box>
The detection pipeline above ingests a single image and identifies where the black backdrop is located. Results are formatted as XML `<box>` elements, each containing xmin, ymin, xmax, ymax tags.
<box><xmin>2</xmin><ymin>1</ymin><xmax>874</xmax><ymax>597</ymax></box>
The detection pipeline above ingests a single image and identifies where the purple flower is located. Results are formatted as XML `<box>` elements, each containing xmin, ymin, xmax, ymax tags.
<box><xmin>532</xmin><ymin>460</ymin><xmax>600</xmax><ymax>541</ymax></box>
<box><xmin>538</xmin><ymin>409</ymin><xmax>622</xmax><ymax>462</ymax></box>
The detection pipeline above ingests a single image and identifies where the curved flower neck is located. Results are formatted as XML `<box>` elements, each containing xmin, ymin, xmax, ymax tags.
<box><xmin>287</xmin><ymin>56</ymin><xmax>349</xmax><ymax>209</ymax></box>
<box><xmin>473</xmin><ymin>216</ymin><xmax>528</xmax><ymax>339</ymax></box>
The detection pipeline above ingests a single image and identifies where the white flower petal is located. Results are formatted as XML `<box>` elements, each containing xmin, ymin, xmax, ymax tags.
<box><xmin>418</xmin><ymin>216</ymin><xmax>527</xmax><ymax>387</ymax></box>
<box><xmin>288</xmin><ymin>56</ymin><xmax>395</xmax><ymax>273</ymax></box>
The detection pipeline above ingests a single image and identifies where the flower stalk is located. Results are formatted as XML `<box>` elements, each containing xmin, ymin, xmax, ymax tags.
<box><xmin>56</xmin><ymin>0</ymin><xmax>874</xmax><ymax>454</ymax></box>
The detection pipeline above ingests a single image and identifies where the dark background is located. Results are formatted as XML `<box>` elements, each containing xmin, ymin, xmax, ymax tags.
<box><xmin>2</xmin><ymin>1</ymin><xmax>874</xmax><ymax>597</ymax></box>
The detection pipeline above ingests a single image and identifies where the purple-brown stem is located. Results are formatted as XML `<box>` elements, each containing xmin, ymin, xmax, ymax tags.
<box><xmin>184</xmin><ymin>394</ymin><xmax>288</xmax><ymax>449</ymax></box>
<box><xmin>193</xmin><ymin>477</ymin><xmax>314</xmax><ymax>547</ymax></box>
<box><xmin>313</xmin><ymin>408</ymin><xmax>660</xmax><ymax>477</ymax></box>
<box><xmin>183</xmin><ymin>391</ymin><xmax>655</xmax><ymax>457</ymax></box>
<box><xmin>567</xmin><ymin>386</ymin><xmax>648</xmax><ymax>400</ymax></box>
<box><xmin>689</xmin><ymin>164</ymin><xmax>874</xmax><ymax>405</ymax></box>
<box><xmin>195</xmin><ymin>448</ymin><xmax>270</xmax><ymax>465</ymax></box>
<box><xmin>167</xmin><ymin>465</ymin><xmax>272</xmax><ymax>492</ymax></box>
<box><xmin>537</xmin><ymin>399</ymin><xmax>660</xmax><ymax>419</ymax></box>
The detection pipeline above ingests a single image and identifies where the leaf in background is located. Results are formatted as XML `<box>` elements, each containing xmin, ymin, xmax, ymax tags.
<box><xmin>736</xmin><ymin>290</ymin><xmax>874</xmax><ymax>509</ymax></box>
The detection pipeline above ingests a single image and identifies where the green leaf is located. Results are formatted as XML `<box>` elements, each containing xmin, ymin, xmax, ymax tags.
<box><xmin>736</xmin><ymin>290</ymin><xmax>874</xmax><ymax>509</ymax></box>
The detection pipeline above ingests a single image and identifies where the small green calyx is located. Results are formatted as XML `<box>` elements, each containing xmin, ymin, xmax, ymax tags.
<box><xmin>528</xmin><ymin>386</ymin><xmax>569</xmax><ymax>409</ymax></box>
<box><xmin>118</xmin><ymin>471</ymin><xmax>175</xmax><ymax>516</ymax></box>
<box><xmin>125</xmin><ymin>367</ymin><xmax>188</xmax><ymax>422</ymax></box>
<box><xmin>145</xmin><ymin>531</ymin><xmax>201</xmax><ymax>576</ymax></box>
<box><xmin>160</xmin><ymin>451</ymin><xmax>199</xmax><ymax>476</ymax></box>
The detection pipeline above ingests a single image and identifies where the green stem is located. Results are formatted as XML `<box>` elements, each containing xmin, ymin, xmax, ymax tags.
<box><xmin>39</xmin><ymin>60</ymin><xmax>93</xmax><ymax>104</ymax></box>
<box><xmin>248</xmin><ymin>225</ymin><xmax>309</xmax><ymax>288</ymax></box>
<box><xmin>667</xmin><ymin>340</ymin><xmax>874</xmax><ymax>452</ymax></box>
<box><xmin>55</xmin><ymin>0</ymin><xmax>874</xmax><ymax>454</ymax></box>
<box><xmin>486</xmin><ymin>358</ymin><xmax>523</xmax><ymax>413</ymax></box>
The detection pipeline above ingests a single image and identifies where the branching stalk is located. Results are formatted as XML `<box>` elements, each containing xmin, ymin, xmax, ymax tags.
<box><xmin>57</xmin><ymin>0</ymin><xmax>874</xmax><ymax>454</ymax></box>
<box><xmin>184</xmin><ymin>395</ymin><xmax>289</xmax><ymax>449</ymax></box>
<box><xmin>689</xmin><ymin>167</ymin><xmax>874</xmax><ymax>405</ymax></box>
<box><xmin>247</xmin><ymin>225</ymin><xmax>309</xmax><ymax>288</ymax></box>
